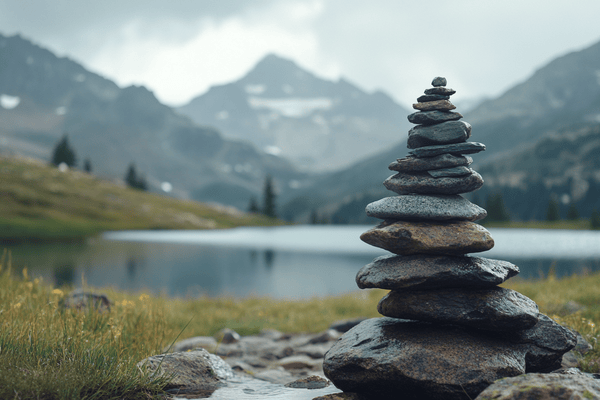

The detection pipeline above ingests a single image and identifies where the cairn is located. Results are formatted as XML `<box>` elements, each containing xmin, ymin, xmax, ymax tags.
<box><xmin>323</xmin><ymin>77</ymin><xmax>577</xmax><ymax>400</ymax></box>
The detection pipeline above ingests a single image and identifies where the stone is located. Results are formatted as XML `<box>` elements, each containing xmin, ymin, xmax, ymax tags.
<box><xmin>63</xmin><ymin>289</ymin><xmax>111</xmax><ymax>312</ymax></box>
<box><xmin>432</xmin><ymin>76</ymin><xmax>447</xmax><ymax>86</ymax></box>
<box><xmin>412</xmin><ymin>99</ymin><xmax>456</xmax><ymax>111</ymax></box>
<box><xmin>409</xmin><ymin>141</ymin><xmax>486</xmax><ymax>157</ymax></box>
<box><xmin>284</xmin><ymin>375</ymin><xmax>330</xmax><ymax>389</ymax></box>
<box><xmin>425</xmin><ymin>87</ymin><xmax>456</xmax><ymax>95</ymax></box>
<box><xmin>137</xmin><ymin>349</ymin><xmax>233</xmax><ymax>392</ymax></box>
<box><xmin>378</xmin><ymin>287</ymin><xmax>540</xmax><ymax>331</ymax></box>
<box><xmin>365</xmin><ymin>194</ymin><xmax>487</xmax><ymax>221</ymax></box>
<box><xmin>356</xmin><ymin>254</ymin><xmax>519</xmax><ymax>290</ymax></box>
<box><xmin>312</xmin><ymin>393</ymin><xmax>362</xmax><ymax>400</ymax></box>
<box><xmin>428</xmin><ymin>166</ymin><xmax>473</xmax><ymax>177</ymax></box>
<box><xmin>360</xmin><ymin>220</ymin><xmax>494</xmax><ymax>256</ymax></box>
<box><xmin>168</xmin><ymin>336</ymin><xmax>218</xmax><ymax>353</ymax></box>
<box><xmin>383</xmin><ymin>170</ymin><xmax>484</xmax><ymax>195</ymax></box>
<box><xmin>307</xmin><ymin>329</ymin><xmax>342</xmax><ymax>344</ymax></box>
<box><xmin>389</xmin><ymin>153</ymin><xmax>472</xmax><ymax>172</ymax></box>
<box><xmin>276</xmin><ymin>355</ymin><xmax>322</xmax><ymax>370</ymax></box>
<box><xmin>407</xmin><ymin>120</ymin><xmax>472</xmax><ymax>148</ymax></box>
<box><xmin>417</xmin><ymin>94</ymin><xmax>450</xmax><ymax>102</ymax></box>
<box><xmin>215</xmin><ymin>327</ymin><xmax>241</xmax><ymax>344</ymax></box>
<box><xmin>323</xmin><ymin>317</ymin><xmax>526</xmax><ymax>400</ymax></box>
<box><xmin>474</xmin><ymin>373</ymin><xmax>600</xmax><ymax>400</ymax></box>
<box><xmin>329</xmin><ymin>317</ymin><xmax>368</xmax><ymax>333</ymax></box>
<box><xmin>407</xmin><ymin>110</ymin><xmax>463</xmax><ymax>125</ymax></box>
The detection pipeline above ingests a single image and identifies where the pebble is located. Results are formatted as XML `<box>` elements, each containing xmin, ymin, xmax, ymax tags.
<box><xmin>432</xmin><ymin>76</ymin><xmax>447</xmax><ymax>86</ymax></box>
<box><xmin>389</xmin><ymin>154</ymin><xmax>472</xmax><ymax>172</ymax></box>
<box><xmin>407</xmin><ymin>120</ymin><xmax>472</xmax><ymax>149</ymax></box>
<box><xmin>383</xmin><ymin>170</ymin><xmax>484</xmax><ymax>195</ymax></box>
<box><xmin>359</xmin><ymin>220</ymin><xmax>494</xmax><ymax>256</ymax></box>
<box><xmin>365</xmin><ymin>194</ymin><xmax>487</xmax><ymax>221</ymax></box>
<box><xmin>408</xmin><ymin>141</ymin><xmax>486</xmax><ymax>157</ymax></box>
<box><xmin>356</xmin><ymin>254</ymin><xmax>520</xmax><ymax>290</ymax></box>
<box><xmin>407</xmin><ymin>110</ymin><xmax>463</xmax><ymax>125</ymax></box>
<box><xmin>412</xmin><ymin>99</ymin><xmax>456</xmax><ymax>111</ymax></box>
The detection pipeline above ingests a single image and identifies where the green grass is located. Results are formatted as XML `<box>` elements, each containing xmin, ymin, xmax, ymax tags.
<box><xmin>0</xmin><ymin>156</ymin><xmax>283</xmax><ymax>243</ymax></box>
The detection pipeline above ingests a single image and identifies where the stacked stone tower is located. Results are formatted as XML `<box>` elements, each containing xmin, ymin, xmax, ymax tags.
<box><xmin>323</xmin><ymin>78</ymin><xmax>577</xmax><ymax>400</ymax></box>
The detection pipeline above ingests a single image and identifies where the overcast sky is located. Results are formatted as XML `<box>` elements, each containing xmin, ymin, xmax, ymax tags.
<box><xmin>1</xmin><ymin>0</ymin><xmax>599</xmax><ymax>108</ymax></box>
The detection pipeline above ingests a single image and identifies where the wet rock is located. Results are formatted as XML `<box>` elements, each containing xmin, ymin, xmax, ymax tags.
<box><xmin>474</xmin><ymin>373</ymin><xmax>600</xmax><ymax>400</ymax></box>
<box><xmin>323</xmin><ymin>317</ymin><xmax>526</xmax><ymax>400</ymax></box>
<box><xmin>407</xmin><ymin>110</ymin><xmax>462</xmax><ymax>125</ymax></box>
<box><xmin>389</xmin><ymin>153</ymin><xmax>472</xmax><ymax>172</ymax></box>
<box><xmin>360</xmin><ymin>220</ymin><xmax>494</xmax><ymax>255</ymax></box>
<box><xmin>312</xmin><ymin>393</ymin><xmax>362</xmax><ymax>400</ymax></box>
<box><xmin>167</xmin><ymin>336</ymin><xmax>218</xmax><ymax>353</ymax></box>
<box><xmin>63</xmin><ymin>289</ymin><xmax>111</xmax><ymax>312</ymax></box>
<box><xmin>425</xmin><ymin>86</ymin><xmax>456</xmax><ymax>95</ymax></box>
<box><xmin>285</xmin><ymin>375</ymin><xmax>331</xmax><ymax>389</ymax></box>
<box><xmin>137</xmin><ymin>349</ymin><xmax>233</xmax><ymax>392</ymax></box>
<box><xmin>409</xmin><ymin>141</ymin><xmax>486</xmax><ymax>157</ymax></box>
<box><xmin>412</xmin><ymin>99</ymin><xmax>456</xmax><ymax>111</ymax></box>
<box><xmin>378</xmin><ymin>287</ymin><xmax>539</xmax><ymax>331</ymax></box>
<box><xmin>356</xmin><ymin>254</ymin><xmax>519</xmax><ymax>290</ymax></box>
<box><xmin>417</xmin><ymin>93</ymin><xmax>450</xmax><ymax>102</ymax></box>
<box><xmin>366</xmin><ymin>194</ymin><xmax>487</xmax><ymax>221</ymax></box>
<box><xmin>432</xmin><ymin>76</ymin><xmax>447</xmax><ymax>86</ymax></box>
<box><xmin>329</xmin><ymin>317</ymin><xmax>368</xmax><ymax>333</ymax></box>
<box><xmin>277</xmin><ymin>355</ymin><xmax>322</xmax><ymax>370</ymax></box>
<box><xmin>428</xmin><ymin>166</ymin><xmax>473</xmax><ymax>177</ymax></box>
<box><xmin>215</xmin><ymin>327</ymin><xmax>241</xmax><ymax>344</ymax></box>
<box><xmin>383</xmin><ymin>170</ymin><xmax>484</xmax><ymax>195</ymax></box>
<box><xmin>408</xmin><ymin>120</ymin><xmax>472</xmax><ymax>149</ymax></box>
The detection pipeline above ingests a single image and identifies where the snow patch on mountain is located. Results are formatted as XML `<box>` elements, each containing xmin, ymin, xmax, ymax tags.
<box><xmin>247</xmin><ymin>97</ymin><xmax>333</xmax><ymax>118</ymax></box>
<box><xmin>0</xmin><ymin>95</ymin><xmax>20</xmax><ymax>109</ymax></box>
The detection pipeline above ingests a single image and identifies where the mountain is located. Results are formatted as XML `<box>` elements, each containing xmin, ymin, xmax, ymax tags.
<box><xmin>282</xmin><ymin>38</ymin><xmax>600</xmax><ymax>223</ymax></box>
<box><xmin>177</xmin><ymin>54</ymin><xmax>412</xmax><ymax>172</ymax></box>
<box><xmin>0</xmin><ymin>34</ymin><xmax>304</xmax><ymax>210</ymax></box>
<box><xmin>465</xmin><ymin>38</ymin><xmax>600</xmax><ymax>164</ymax></box>
<box><xmin>474</xmin><ymin>122</ymin><xmax>600</xmax><ymax>220</ymax></box>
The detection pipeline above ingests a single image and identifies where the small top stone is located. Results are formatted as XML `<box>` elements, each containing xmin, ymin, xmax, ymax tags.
<box><xmin>432</xmin><ymin>77</ymin><xmax>447</xmax><ymax>87</ymax></box>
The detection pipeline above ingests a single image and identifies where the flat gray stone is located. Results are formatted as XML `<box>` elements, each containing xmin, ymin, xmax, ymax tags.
<box><xmin>416</xmin><ymin>94</ymin><xmax>449</xmax><ymax>102</ymax></box>
<box><xmin>407</xmin><ymin>120</ymin><xmax>472</xmax><ymax>149</ymax></box>
<box><xmin>389</xmin><ymin>154</ymin><xmax>472</xmax><ymax>172</ymax></box>
<box><xmin>409</xmin><ymin>142</ymin><xmax>486</xmax><ymax>157</ymax></box>
<box><xmin>412</xmin><ymin>100</ymin><xmax>456</xmax><ymax>112</ymax></box>
<box><xmin>407</xmin><ymin>110</ymin><xmax>463</xmax><ymax>125</ymax></box>
<box><xmin>323</xmin><ymin>317</ymin><xmax>526</xmax><ymax>400</ymax></box>
<box><xmin>428</xmin><ymin>166</ymin><xmax>473</xmax><ymax>177</ymax></box>
<box><xmin>383</xmin><ymin>170</ymin><xmax>484</xmax><ymax>195</ymax></box>
<box><xmin>365</xmin><ymin>194</ymin><xmax>487</xmax><ymax>221</ymax></box>
<box><xmin>378</xmin><ymin>287</ymin><xmax>540</xmax><ymax>331</ymax></box>
<box><xmin>432</xmin><ymin>77</ymin><xmax>447</xmax><ymax>87</ymax></box>
<box><xmin>425</xmin><ymin>87</ymin><xmax>456</xmax><ymax>95</ymax></box>
<box><xmin>475</xmin><ymin>373</ymin><xmax>600</xmax><ymax>400</ymax></box>
<box><xmin>356</xmin><ymin>254</ymin><xmax>519</xmax><ymax>290</ymax></box>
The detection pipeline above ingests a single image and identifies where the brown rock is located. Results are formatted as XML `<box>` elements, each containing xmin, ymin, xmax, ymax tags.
<box><xmin>475</xmin><ymin>373</ymin><xmax>600</xmax><ymax>400</ymax></box>
<box><xmin>389</xmin><ymin>154</ymin><xmax>472</xmax><ymax>172</ymax></box>
<box><xmin>285</xmin><ymin>375</ymin><xmax>330</xmax><ymax>389</ymax></box>
<box><xmin>356</xmin><ymin>254</ymin><xmax>519</xmax><ymax>290</ymax></box>
<box><xmin>360</xmin><ymin>220</ymin><xmax>494</xmax><ymax>256</ymax></box>
<box><xmin>377</xmin><ymin>287</ymin><xmax>539</xmax><ymax>331</ymax></box>
<box><xmin>323</xmin><ymin>317</ymin><xmax>526</xmax><ymax>400</ymax></box>
<box><xmin>383</xmin><ymin>170</ymin><xmax>484</xmax><ymax>195</ymax></box>
<box><xmin>412</xmin><ymin>99</ymin><xmax>456</xmax><ymax>111</ymax></box>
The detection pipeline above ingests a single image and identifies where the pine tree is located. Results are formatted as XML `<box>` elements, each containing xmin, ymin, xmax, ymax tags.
<box><xmin>591</xmin><ymin>209</ymin><xmax>600</xmax><ymax>230</ymax></box>
<box><xmin>566</xmin><ymin>203</ymin><xmax>580</xmax><ymax>220</ymax></box>
<box><xmin>485</xmin><ymin>193</ymin><xmax>510</xmax><ymax>222</ymax></box>
<box><xmin>124</xmin><ymin>163</ymin><xmax>148</xmax><ymax>190</ymax></box>
<box><xmin>51</xmin><ymin>134</ymin><xmax>77</xmax><ymax>167</ymax></box>
<box><xmin>262</xmin><ymin>175</ymin><xmax>277</xmax><ymax>218</ymax></box>
<box><xmin>83</xmin><ymin>158</ymin><xmax>92</xmax><ymax>173</ymax></box>
<box><xmin>546</xmin><ymin>197</ymin><xmax>560</xmax><ymax>221</ymax></box>
<box><xmin>247</xmin><ymin>197</ymin><xmax>260</xmax><ymax>213</ymax></box>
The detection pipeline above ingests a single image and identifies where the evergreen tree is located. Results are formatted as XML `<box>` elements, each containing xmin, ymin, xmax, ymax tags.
<box><xmin>51</xmin><ymin>134</ymin><xmax>76</xmax><ymax>167</ymax></box>
<box><xmin>546</xmin><ymin>197</ymin><xmax>560</xmax><ymax>221</ymax></box>
<box><xmin>83</xmin><ymin>158</ymin><xmax>92</xmax><ymax>173</ymax></box>
<box><xmin>247</xmin><ymin>197</ymin><xmax>260</xmax><ymax>213</ymax></box>
<box><xmin>262</xmin><ymin>175</ymin><xmax>277</xmax><ymax>218</ymax></box>
<box><xmin>485</xmin><ymin>193</ymin><xmax>510</xmax><ymax>222</ymax></box>
<box><xmin>124</xmin><ymin>163</ymin><xmax>148</xmax><ymax>190</ymax></box>
<box><xmin>566</xmin><ymin>203</ymin><xmax>580</xmax><ymax>220</ymax></box>
<box><xmin>591</xmin><ymin>209</ymin><xmax>600</xmax><ymax>230</ymax></box>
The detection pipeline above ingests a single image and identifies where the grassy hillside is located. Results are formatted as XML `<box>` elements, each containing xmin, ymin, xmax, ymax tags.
<box><xmin>0</xmin><ymin>156</ymin><xmax>282</xmax><ymax>243</ymax></box>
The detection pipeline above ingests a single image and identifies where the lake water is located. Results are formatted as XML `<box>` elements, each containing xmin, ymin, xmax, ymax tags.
<box><xmin>6</xmin><ymin>226</ymin><xmax>600</xmax><ymax>299</ymax></box>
